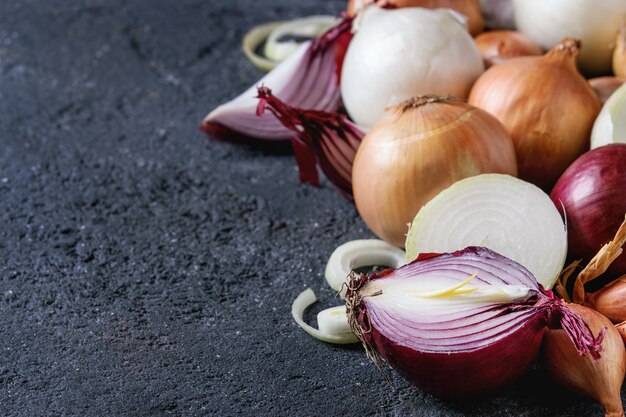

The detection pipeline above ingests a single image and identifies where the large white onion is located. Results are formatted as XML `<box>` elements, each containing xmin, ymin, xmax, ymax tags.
<box><xmin>341</xmin><ymin>8</ymin><xmax>484</xmax><ymax>128</ymax></box>
<box><xmin>512</xmin><ymin>0</ymin><xmax>626</xmax><ymax>75</ymax></box>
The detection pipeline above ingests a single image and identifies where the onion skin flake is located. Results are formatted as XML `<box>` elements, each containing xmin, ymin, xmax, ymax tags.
<box><xmin>346</xmin><ymin>246</ymin><xmax>603</xmax><ymax>399</ymax></box>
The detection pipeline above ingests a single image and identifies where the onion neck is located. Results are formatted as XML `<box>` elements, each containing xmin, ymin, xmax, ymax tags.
<box><xmin>545</xmin><ymin>38</ymin><xmax>581</xmax><ymax>68</ymax></box>
<box><xmin>394</xmin><ymin>95</ymin><xmax>462</xmax><ymax>114</ymax></box>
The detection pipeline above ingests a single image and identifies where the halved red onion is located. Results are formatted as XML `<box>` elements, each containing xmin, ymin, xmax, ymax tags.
<box><xmin>201</xmin><ymin>15</ymin><xmax>352</xmax><ymax>141</ymax></box>
<box><xmin>256</xmin><ymin>86</ymin><xmax>364</xmax><ymax>200</ymax></box>
<box><xmin>346</xmin><ymin>246</ymin><xmax>603</xmax><ymax>399</ymax></box>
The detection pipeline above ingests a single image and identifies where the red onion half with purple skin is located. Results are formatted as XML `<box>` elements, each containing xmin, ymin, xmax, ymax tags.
<box><xmin>346</xmin><ymin>246</ymin><xmax>603</xmax><ymax>399</ymax></box>
<box><xmin>550</xmin><ymin>144</ymin><xmax>626</xmax><ymax>276</ymax></box>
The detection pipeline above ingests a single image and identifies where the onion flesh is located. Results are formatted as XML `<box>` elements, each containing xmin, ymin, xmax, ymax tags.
<box><xmin>591</xmin><ymin>82</ymin><xmax>626</xmax><ymax>149</ymax></box>
<box><xmin>292</xmin><ymin>288</ymin><xmax>358</xmax><ymax>344</ymax></box>
<box><xmin>324</xmin><ymin>239</ymin><xmax>406</xmax><ymax>297</ymax></box>
<box><xmin>550</xmin><ymin>144</ymin><xmax>626</xmax><ymax>276</ymax></box>
<box><xmin>405</xmin><ymin>174</ymin><xmax>567</xmax><ymax>289</ymax></box>
<box><xmin>346</xmin><ymin>246</ymin><xmax>603</xmax><ymax>398</ymax></box>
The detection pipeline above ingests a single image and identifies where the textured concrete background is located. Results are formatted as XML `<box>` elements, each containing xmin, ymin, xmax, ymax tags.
<box><xmin>0</xmin><ymin>0</ymin><xmax>619</xmax><ymax>416</ymax></box>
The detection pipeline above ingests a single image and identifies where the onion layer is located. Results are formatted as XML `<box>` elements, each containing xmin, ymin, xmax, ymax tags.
<box><xmin>346</xmin><ymin>247</ymin><xmax>603</xmax><ymax>399</ymax></box>
<box><xmin>405</xmin><ymin>174</ymin><xmax>567</xmax><ymax>289</ymax></box>
<box><xmin>352</xmin><ymin>96</ymin><xmax>517</xmax><ymax>247</ymax></box>
<box><xmin>469</xmin><ymin>39</ymin><xmax>601</xmax><ymax>190</ymax></box>
<box><xmin>591</xmin><ymin>82</ymin><xmax>626</xmax><ymax>149</ymax></box>
<box><xmin>550</xmin><ymin>144</ymin><xmax>626</xmax><ymax>276</ymax></box>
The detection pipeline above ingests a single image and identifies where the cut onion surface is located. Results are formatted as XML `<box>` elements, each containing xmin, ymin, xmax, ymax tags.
<box><xmin>292</xmin><ymin>288</ymin><xmax>358</xmax><ymax>344</ymax></box>
<box><xmin>346</xmin><ymin>246</ymin><xmax>603</xmax><ymax>399</ymax></box>
<box><xmin>202</xmin><ymin>15</ymin><xmax>352</xmax><ymax>141</ymax></box>
<box><xmin>405</xmin><ymin>174</ymin><xmax>567</xmax><ymax>289</ymax></box>
<box><xmin>324</xmin><ymin>239</ymin><xmax>406</xmax><ymax>297</ymax></box>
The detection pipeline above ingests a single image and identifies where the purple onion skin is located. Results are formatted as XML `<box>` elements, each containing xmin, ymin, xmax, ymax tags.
<box><xmin>362</xmin><ymin>308</ymin><xmax>545</xmax><ymax>399</ymax></box>
<box><xmin>550</xmin><ymin>144</ymin><xmax>626</xmax><ymax>275</ymax></box>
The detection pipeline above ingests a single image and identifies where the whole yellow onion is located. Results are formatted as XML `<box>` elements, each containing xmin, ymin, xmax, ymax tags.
<box><xmin>352</xmin><ymin>96</ymin><xmax>518</xmax><ymax>247</ymax></box>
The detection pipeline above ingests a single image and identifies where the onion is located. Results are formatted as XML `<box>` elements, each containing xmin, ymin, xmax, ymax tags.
<box><xmin>550</xmin><ymin>144</ymin><xmax>626</xmax><ymax>276</ymax></box>
<box><xmin>346</xmin><ymin>0</ymin><xmax>484</xmax><ymax>35</ymax></box>
<box><xmin>405</xmin><ymin>174</ymin><xmax>567</xmax><ymax>289</ymax></box>
<box><xmin>589</xmin><ymin>77</ymin><xmax>626</xmax><ymax>105</ymax></box>
<box><xmin>615</xmin><ymin>26</ymin><xmax>626</xmax><ymax>79</ymax></box>
<box><xmin>341</xmin><ymin>7</ymin><xmax>484</xmax><ymax>128</ymax></box>
<box><xmin>512</xmin><ymin>0</ymin><xmax>626</xmax><ymax>75</ymax></box>
<box><xmin>617</xmin><ymin>321</ymin><xmax>626</xmax><ymax>345</ymax></box>
<box><xmin>474</xmin><ymin>30</ymin><xmax>542</xmax><ymax>68</ymax></box>
<box><xmin>256</xmin><ymin>87</ymin><xmax>364</xmax><ymax>200</ymax></box>
<box><xmin>292</xmin><ymin>288</ymin><xmax>359</xmax><ymax>344</ymax></box>
<box><xmin>346</xmin><ymin>246</ymin><xmax>603</xmax><ymax>399</ymax></box>
<box><xmin>543</xmin><ymin>305</ymin><xmax>625</xmax><ymax>417</ymax></box>
<box><xmin>263</xmin><ymin>16</ymin><xmax>338</xmax><ymax>63</ymax></box>
<box><xmin>591</xmin><ymin>82</ymin><xmax>626</xmax><ymax>149</ymax></box>
<box><xmin>202</xmin><ymin>16</ymin><xmax>352</xmax><ymax>141</ymax></box>
<box><xmin>586</xmin><ymin>276</ymin><xmax>626</xmax><ymax>324</ymax></box>
<box><xmin>352</xmin><ymin>96</ymin><xmax>517</xmax><ymax>247</ymax></box>
<box><xmin>324</xmin><ymin>239</ymin><xmax>406</xmax><ymax>296</ymax></box>
<box><xmin>469</xmin><ymin>39</ymin><xmax>602</xmax><ymax>190</ymax></box>
<box><xmin>479</xmin><ymin>0</ymin><xmax>514</xmax><ymax>30</ymax></box>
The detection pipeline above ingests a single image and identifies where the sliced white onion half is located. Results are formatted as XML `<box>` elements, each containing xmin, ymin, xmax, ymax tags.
<box><xmin>324</xmin><ymin>239</ymin><xmax>406</xmax><ymax>297</ymax></box>
<box><xmin>291</xmin><ymin>288</ymin><xmax>358</xmax><ymax>344</ymax></box>
<box><xmin>591</xmin><ymin>82</ymin><xmax>626</xmax><ymax>149</ymax></box>
<box><xmin>405</xmin><ymin>174</ymin><xmax>567</xmax><ymax>289</ymax></box>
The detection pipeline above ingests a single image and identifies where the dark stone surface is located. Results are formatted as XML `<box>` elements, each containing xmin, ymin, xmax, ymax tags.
<box><xmin>0</xmin><ymin>1</ymin><xmax>619</xmax><ymax>416</ymax></box>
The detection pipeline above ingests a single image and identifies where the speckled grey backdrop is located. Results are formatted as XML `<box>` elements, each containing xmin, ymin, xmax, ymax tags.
<box><xmin>0</xmin><ymin>1</ymin><xmax>619</xmax><ymax>416</ymax></box>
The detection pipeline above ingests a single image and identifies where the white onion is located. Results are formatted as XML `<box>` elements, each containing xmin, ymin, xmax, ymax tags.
<box><xmin>591</xmin><ymin>82</ymin><xmax>626</xmax><ymax>149</ymax></box>
<box><xmin>341</xmin><ymin>8</ymin><xmax>484</xmax><ymax>128</ymax></box>
<box><xmin>405</xmin><ymin>174</ymin><xmax>567</xmax><ymax>289</ymax></box>
<box><xmin>512</xmin><ymin>0</ymin><xmax>626</xmax><ymax>75</ymax></box>
<box><xmin>324</xmin><ymin>239</ymin><xmax>406</xmax><ymax>296</ymax></box>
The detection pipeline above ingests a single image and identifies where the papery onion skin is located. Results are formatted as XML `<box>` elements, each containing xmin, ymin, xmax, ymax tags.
<box><xmin>341</xmin><ymin>7</ymin><xmax>484</xmax><ymax>128</ymax></box>
<box><xmin>346</xmin><ymin>0</ymin><xmax>484</xmax><ymax>35</ymax></box>
<box><xmin>586</xmin><ymin>277</ymin><xmax>626</xmax><ymax>324</ymax></box>
<box><xmin>475</xmin><ymin>30</ymin><xmax>542</xmax><ymax>68</ymax></box>
<box><xmin>367</xmin><ymin>313</ymin><xmax>545</xmax><ymax>398</ymax></box>
<box><xmin>589</xmin><ymin>77</ymin><xmax>626</xmax><ymax>104</ymax></box>
<box><xmin>352</xmin><ymin>96</ymin><xmax>517</xmax><ymax>247</ymax></box>
<box><xmin>550</xmin><ymin>145</ymin><xmax>626</xmax><ymax>276</ymax></box>
<box><xmin>469</xmin><ymin>39</ymin><xmax>602</xmax><ymax>191</ymax></box>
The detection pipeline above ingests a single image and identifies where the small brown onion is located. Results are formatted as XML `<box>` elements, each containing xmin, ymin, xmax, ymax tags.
<box><xmin>346</xmin><ymin>0</ymin><xmax>484</xmax><ymax>36</ymax></box>
<box><xmin>586</xmin><ymin>277</ymin><xmax>626</xmax><ymax>324</ymax></box>
<box><xmin>352</xmin><ymin>96</ymin><xmax>517</xmax><ymax>247</ymax></box>
<box><xmin>589</xmin><ymin>77</ymin><xmax>626</xmax><ymax>104</ymax></box>
<box><xmin>469</xmin><ymin>38</ymin><xmax>602</xmax><ymax>190</ymax></box>
<box><xmin>614</xmin><ymin>26</ymin><xmax>626</xmax><ymax>79</ymax></box>
<box><xmin>475</xmin><ymin>30</ymin><xmax>542</xmax><ymax>68</ymax></box>
<box><xmin>543</xmin><ymin>304</ymin><xmax>626</xmax><ymax>417</ymax></box>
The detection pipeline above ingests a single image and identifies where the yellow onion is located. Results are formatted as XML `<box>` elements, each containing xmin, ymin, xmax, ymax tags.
<box><xmin>615</xmin><ymin>26</ymin><xmax>626</xmax><ymax>79</ymax></box>
<box><xmin>346</xmin><ymin>0</ymin><xmax>484</xmax><ymax>36</ymax></box>
<box><xmin>475</xmin><ymin>30</ymin><xmax>542</xmax><ymax>68</ymax></box>
<box><xmin>469</xmin><ymin>39</ymin><xmax>602</xmax><ymax>191</ymax></box>
<box><xmin>589</xmin><ymin>77</ymin><xmax>626</xmax><ymax>104</ymax></box>
<box><xmin>617</xmin><ymin>322</ymin><xmax>626</xmax><ymax>345</ymax></box>
<box><xmin>585</xmin><ymin>277</ymin><xmax>626</xmax><ymax>324</ymax></box>
<box><xmin>352</xmin><ymin>95</ymin><xmax>517</xmax><ymax>247</ymax></box>
<box><xmin>543</xmin><ymin>304</ymin><xmax>625</xmax><ymax>417</ymax></box>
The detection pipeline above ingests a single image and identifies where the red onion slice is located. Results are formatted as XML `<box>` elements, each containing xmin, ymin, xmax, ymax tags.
<box><xmin>256</xmin><ymin>87</ymin><xmax>365</xmax><ymax>200</ymax></box>
<box><xmin>201</xmin><ymin>16</ymin><xmax>353</xmax><ymax>141</ymax></box>
<box><xmin>346</xmin><ymin>246</ymin><xmax>603</xmax><ymax>399</ymax></box>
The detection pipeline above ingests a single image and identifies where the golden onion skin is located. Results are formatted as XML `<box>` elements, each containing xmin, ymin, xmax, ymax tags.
<box><xmin>469</xmin><ymin>39</ymin><xmax>602</xmax><ymax>191</ymax></box>
<box><xmin>352</xmin><ymin>97</ymin><xmax>517</xmax><ymax>247</ymax></box>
